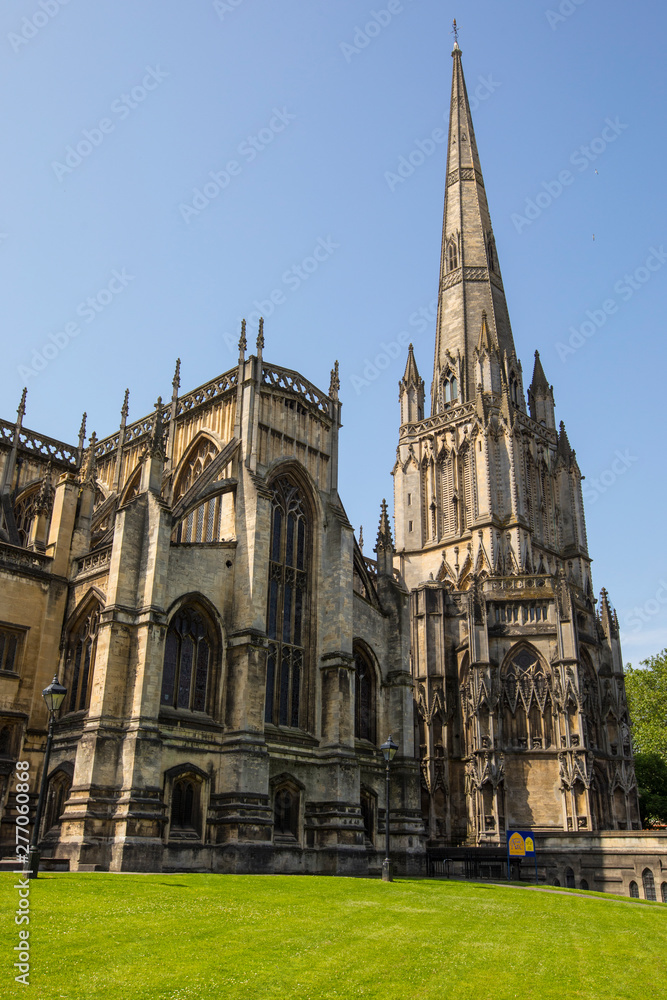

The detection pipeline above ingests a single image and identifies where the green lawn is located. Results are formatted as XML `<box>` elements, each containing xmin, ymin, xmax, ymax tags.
<box><xmin>1</xmin><ymin>874</ymin><xmax>665</xmax><ymax>1000</ymax></box>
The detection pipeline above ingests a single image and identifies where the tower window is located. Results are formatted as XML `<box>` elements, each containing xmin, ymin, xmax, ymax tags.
<box><xmin>487</xmin><ymin>238</ymin><xmax>495</xmax><ymax>272</ymax></box>
<box><xmin>447</xmin><ymin>241</ymin><xmax>458</xmax><ymax>272</ymax></box>
<box><xmin>443</xmin><ymin>375</ymin><xmax>458</xmax><ymax>405</ymax></box>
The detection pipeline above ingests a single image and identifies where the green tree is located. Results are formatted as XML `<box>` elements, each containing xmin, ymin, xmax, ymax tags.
<box><xmin>625</xmin><ymin>650</ymin><xmax>667</xmax><ymax>759</ymax></box>
<box><xmin>625</xmin><ymin>650</ymin><xmax>667</xmax><ymax>826</ymax></box>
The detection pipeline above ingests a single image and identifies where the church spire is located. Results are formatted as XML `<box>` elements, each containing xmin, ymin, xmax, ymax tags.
<box><xmin>432</xmin><ymin>39</ymin><xmax>516</xmax><ymax>414</ymax></box>
<box><xmin>399</xmin><ymin>344</ymin><xmax>425</xmax><ymax>425</ymax></box>
<box><xmin>528</xmin><ymin>350</ymin><xmax>555</xmax><ymax>429</ymax></box>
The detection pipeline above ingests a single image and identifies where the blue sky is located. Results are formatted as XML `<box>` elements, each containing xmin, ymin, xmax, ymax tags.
<box><xmin>1</xmin><ymin>0</ymin><xmax>665</xmax><ymax>665</ymax></box>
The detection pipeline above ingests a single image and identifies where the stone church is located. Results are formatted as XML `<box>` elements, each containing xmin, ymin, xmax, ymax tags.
<box><xmin>1</xmin><ymin>39</ymin><xmax>659</xmax><ymax>890</ymax></box>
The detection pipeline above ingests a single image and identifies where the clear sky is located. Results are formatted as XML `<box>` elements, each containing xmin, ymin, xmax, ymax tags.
<box><xmin>1</xmin><ymin>0</ymin><xmax>665</xmax><ymax>666</ymax></box>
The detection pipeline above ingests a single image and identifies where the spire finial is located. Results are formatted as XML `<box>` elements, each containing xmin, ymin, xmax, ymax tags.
<box><xmin>375</xmin><ymin>498</ymin><xmax>394</xmax><ymax>552</ymax></box>
<box><xmin>172</xmin><ymin>358</ymin><xmax>181</xmax><ymax>392</ymax></box>
<box><xmin>78</xmin><ymin>412</ymin><xmax>87</xmax><ymax>448</ymax></box>
<box><xmin>81</xmin><ymin>432</ymin><xmax>98</xmax><ymax>485</ymax></box>
<box><xmin>238</xmin><ymin>319</ymin><xmax>247</xmax><ymax>360</ymax></box>
<box><xmin>359</xmin><ymin>525</ymin><xmax>364</xmax><ymax>553</ymax></box>
<box><xmin>329</xmin><ymin>360</ymin><xmax>340</xmax><ymax>400</ymax></box>
<box><xmin>257</xmin><ymin>317</ymin><xmax>264</xmax><ymax>353</ymax></box>
<box><xmin>149</xmin><ymin>397</ymin><xmax>166</xmax><ymax>457</ymax></box>
<box><xmin>17</xmin><ymin>387</ymin><xmax>27</xmax><ymax>425</ymax></box>
<box><xmin>34</xmin><ymin>462</ymin><xmax>54</xmax><ymax>516</ymax></box>
<box><xmin>451</xmin><ymin>18</ymin><xmax>461</xmax><ymax>51</ymax></box>
<box><xmin>121</xmin><ymin>388</ymin><xmax>130</xmax><ymax>422</ymax></box>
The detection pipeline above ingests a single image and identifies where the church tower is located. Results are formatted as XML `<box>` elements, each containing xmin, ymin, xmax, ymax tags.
<box><xmin>394</xmin><ymin>38</ymin><xmax>639</xmax><ymax>845</ymax></box>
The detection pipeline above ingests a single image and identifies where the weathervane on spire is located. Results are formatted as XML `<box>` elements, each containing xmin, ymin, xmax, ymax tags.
<box><xmin>452</xmin><ymin>18</ymin><xmax>459</xmax><ymax>44</ymax></box>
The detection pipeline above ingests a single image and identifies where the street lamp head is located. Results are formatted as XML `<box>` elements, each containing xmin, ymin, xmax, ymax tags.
<box><xmin>380</xmin><ymin>735</ymin><xmax>398</xmax><ymax>762</ymax></box>
<box><xmin>42</xmin><ymin>676</ymin><xmax>67</xmax><ymax>714</ymax></box>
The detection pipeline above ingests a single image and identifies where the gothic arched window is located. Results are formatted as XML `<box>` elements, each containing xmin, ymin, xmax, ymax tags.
<box><xmin>443</xmin><ymin>374</ymin><xmax>458</xmax><ymax>406</ymax></box>
<box><xmin>264</xmin><ymin>477</ymin><xmax>309</xmax><ymax>728</ymax></box>
<box><xmin>160</xmin><ymin>606</ymin><xmax>214</xmax><ymax>713</ymax></box>
<box><xmin>487</xmin><ymin>237</ymin><xmax>496</xmax><ymax>273</ymax></box>
<box><xmin>565</xmin><ymin>867</ymin><xmax>575</xmax><ymax>889</ymax></box>
<box><xmin>43</xmin><ymin>767</ymin><xmax>73</xmax><ymax>835</ymax></box>
<box><xmin>169</xmin><ymin>773</ymin><xmax>203</xmax><ymax>837</ymax></box>
<box><xmin>274</xmin><ymin>784</ymin><xmax>299</xmax><ymax>840</ymax></box>
<box><xmin>447</xmin><ymin>240</ymin><xmax>458</xmax><ymax>272</ymax></box>
<box><xmin>661</xmin><ymin>882</ymin><xmax>667</xmax><ymax>904</ymax></box>
<box><xmin>360</xmin><ymin>789</ymin><xmax>375</xmax><ymax>844</ymax></box>
<box><xmin>66</xmin><ymin>606</ymin><xmax>100</xmax><ymax>712</ymax></box>
<box><xmin>629</xmin><ymin>880</ymin><xmax>639</xmax><ymax>898</ymax></box>
<box><xmin>502</xmin><ymin>647</ymin><xmax>554</xmax><ymax>750</ymax></box>
<box><xmin>642</xmin><ymin>868</ymin><xmax>656</xmax><ymax>901</ymax></box>
<box><xmin>354</xmin><ymin>646</ymin><xmax>376</xmax><ymax>743</ymax></box>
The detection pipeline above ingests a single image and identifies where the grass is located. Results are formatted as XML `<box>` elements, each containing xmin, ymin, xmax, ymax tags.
<box><xmin>1</xmin><ymin>873</ymin><xmax>665</xmax><ymax>1000</ymax></box>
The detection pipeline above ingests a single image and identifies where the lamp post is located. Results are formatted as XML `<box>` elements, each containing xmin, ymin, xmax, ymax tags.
<box><xmin>26</xmin><ymin>676</ymin><xmax>67</xmax><ymax>879</ymax></box>
<box><xmin>380</xmin><ymin>735</ymin><xmax>398</xmax><ymax>882</ymax></box>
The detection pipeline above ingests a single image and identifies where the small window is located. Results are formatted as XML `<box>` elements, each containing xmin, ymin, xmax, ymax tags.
<box><xmin>580</xmin><ymin>879</ymin><xmax>589</xmax><ymax>891</ymax></box>
<box><xmin>274</xmin><ymin>785</ymin><xmax>299</xmax><ymax>840</ymax></box>
<box><xmin>447</xmin><ymin>241</ymin><xmax>458</xmax><ymax>271</ymax></box>
<box><xmin>43</xmin><ymin>768</ymin><xmax>73</xmax><ymax>835</ymax></box>
<box><xmin>170</xmin><ymin>775</ymin><xmax>202</xmax><ymax>837</ymax></box>
<box><xmin>661</xmin><ymin>882</ymin><xmax>667</xmax><ymax>904</ymax></box>
<box><xmin>629</xmin><ymin>880</ymin><xmax>639</xmax><ymax>898</ymax></box>
<box><xmin>642</xmin><ymin>868</ymin><xmax>656</xmax><ymax>901</ymax></box>
<box><xmin>565</xmin><ymin>867</ymin><xmax>575</xmax><ymax>889</ymax></box>
<box><xmin>553</xmin><ymin>878</ymin><xmax>560</xmax><ymax>887</ymax></box>
<box><xmin>407</xmin><ymin>493</ymin><xmax>412</xmax><ymax>506</ymax></box>
<box><xmin>360</xmin><ymin>789</ymin><xmax>375</xmax><ymax>844</ymax></box>
<box><xmin>408</xmin><ymin>521</ymin><xmax>413</xmax><ymax>532</ymax></box>
<box><xmin>0</xmin><ymin>627</ymin><xmax>23</xmax><ymax>674</ymax></box>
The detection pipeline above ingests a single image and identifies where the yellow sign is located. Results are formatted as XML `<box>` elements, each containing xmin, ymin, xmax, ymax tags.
<box><xmin>508</xmin><ymin>832</ymin><xmax>525</xmax><ymax>857</ymax></box>
<box><xmin>525</xmin><ymin>836</ymin><xmax>534</xmax><ymax>853</ymax></box>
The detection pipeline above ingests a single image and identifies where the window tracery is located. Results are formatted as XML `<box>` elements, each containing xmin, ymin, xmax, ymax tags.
<box><xmin>160</xmin><ymin>606</ymin><xmax>214</xmax><ymax>713</ymax></box>
<box><xmin>354</xmin><ymin>645</ymin><xmax>376</xmax><ymax>743</ymax></box>
<box><xmin>502</xmin><ymin>647</ymin><xmax>554</xmax><ymax>749</ymax></box>
<box><xmin>66</xmin><ymin>606</ymin><xmax>100</xmax><ymax>713</ymax></box>
<box><xmin>642</xmin><ymin>867</ymin><xmax>656</xmax><ymax>901</ymax></box>
<box><xmin>264</xmin><ymin>477</ymin><xmax>309</xmax><ymax>728</ymax></box>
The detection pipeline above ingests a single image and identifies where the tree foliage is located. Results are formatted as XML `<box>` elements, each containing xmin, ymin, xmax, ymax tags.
<box><xmin>633</xmin><ymin>753</ymin><xmax>667</xmax><ymax>827</ymax></box>
<box><xmin>624</xmin><ymin>650</ymin><xmax>667</xmax><ymax>759</ymax></box>
<box><xmin>625</xmin><ymin>650</ymin><xmax>667</xmax><ymax>826</ymax></box>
